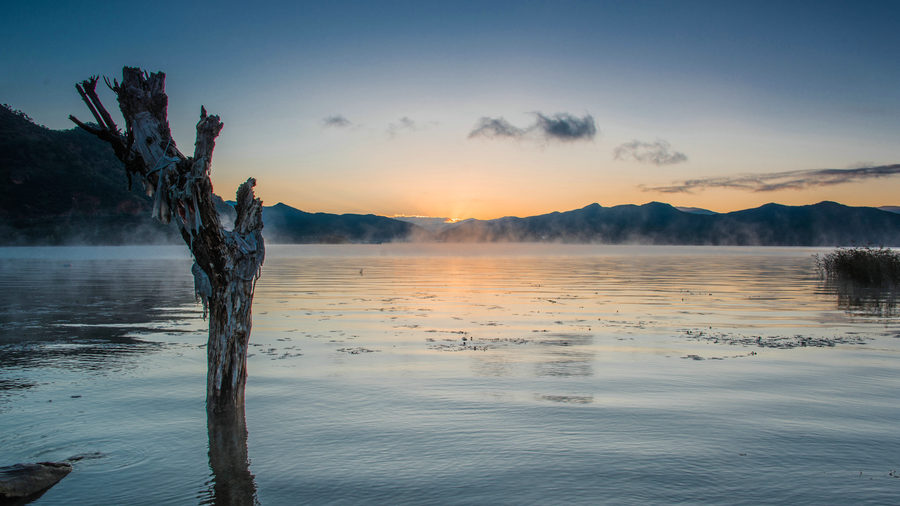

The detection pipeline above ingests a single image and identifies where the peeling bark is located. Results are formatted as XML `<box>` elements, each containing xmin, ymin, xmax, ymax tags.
<box><xmin>70</xmin><ymin>67</ymin><xmax>264</xmax><ymax>413</ymax></box>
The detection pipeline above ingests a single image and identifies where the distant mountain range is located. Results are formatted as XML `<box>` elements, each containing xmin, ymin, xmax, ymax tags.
<box><xmin>435</xmin><ymin>201</ymin><xmax>900</xmax><ymax>246</ymax></box>
<box><xmin>261</xmin><ymin>203</ymin><xmax>418</xmax><ymax>243</ymax></box>
<box><xmin>3</xmin><ymin>103</ymin><xmax>900</xmax><ymax>246</ymax></box>
<box><xmin>675</xmin><ymin>206</ymin><xmax>718</xmax><ymax>215</ymax></box>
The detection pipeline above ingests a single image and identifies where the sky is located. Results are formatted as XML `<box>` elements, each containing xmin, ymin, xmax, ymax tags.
<box><xmin>2</xmin><ymin>0</ymin><xmax>900</xmax><ymax>220</ymax></box>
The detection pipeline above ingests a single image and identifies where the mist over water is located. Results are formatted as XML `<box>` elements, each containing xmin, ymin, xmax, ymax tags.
<box><xmin>2</xmin><ymin>244</ymin><xmax>899</xmax><ymax>504</ymax></box>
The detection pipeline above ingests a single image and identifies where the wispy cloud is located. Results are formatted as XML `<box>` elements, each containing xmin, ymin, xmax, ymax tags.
<box><xmin>322</xmin><ymin>114</ymin><xmax>352</xmax><ymax>128</ymax></box>
<box><xmin>641</xmin><ymin>164</ymin><xmax>900</xmax><ymax>193</ymax></box>
<box><xmin>614</xmin><ymin>139</ymin><xmax>687</xmax><ymax>165</ymax></box>
<box><xmin>387</xmin><ymin>116</ymin><xmax>419</xmax><ymax>137</ymax></box>
<box><xmin>468</xmin><ymin>117</ymin><xmax>526</xmax><ymax>139</ymax></box>
<box><xmin>468</xmin><ymin>112</ymin><xmax>597</xmax><ymax>142</ymax></box>
<box><xmin>386</xmin><ymin>117</ymin><xmax>440</xmax><ymax>138</ymax></box>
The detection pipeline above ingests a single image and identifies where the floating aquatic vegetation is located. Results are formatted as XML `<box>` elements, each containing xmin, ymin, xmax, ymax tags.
<box><xmin>252</xmin><ymin>345</ymin><xmax>302</xmax><ymax>360</ymax></box>
<box><xmin>682</xmin><ymin>329</ymin><xmax>869</xmax><ymax>349</ymax></box>
<box><xmin>336</xmin><ymin>347</ymin><xmax>379</xmax><ymax>355</ymax></box>
<box><xmin>426</xmin><ymin>336</ymin><xmax>528</xmax><ymax>352</ymax></box>
<box><xmin>538</xmin><ymin>394</ymin><xmax>593</xmax><ymax>404</ymax></box>
<box><xmin>681</xmin><ymin>352</ymin><xmax>757</xmax><ymax>361</ymax></box>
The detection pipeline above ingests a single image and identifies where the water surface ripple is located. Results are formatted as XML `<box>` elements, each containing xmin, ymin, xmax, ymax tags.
<box><xmin>1</xmin><ymin>245</ymin><xmax>899</xmax><ymax>504</ymax></box>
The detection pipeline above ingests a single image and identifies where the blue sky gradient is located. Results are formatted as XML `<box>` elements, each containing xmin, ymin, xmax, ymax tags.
<box><xmin>3</xmin><ymin>0</ymin><xmax>899</xmax><ymax>218</ymax></box>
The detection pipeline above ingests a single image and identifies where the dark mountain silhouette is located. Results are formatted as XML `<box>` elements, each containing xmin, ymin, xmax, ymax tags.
<box><xmin>437</xmin><ymin>201</ymin><xmax>900</xmax><ymax>246</ymax></box>
<box><xmin>712</xmin><ymin>201</ymin><xmax>900</xmax><ymax>246</ymax></box>
<box><xmin>261</xmin><ymin>203</ymin><xmax>417</xmax><ymax>243</ymax></box>
<box><xmin>3</xmin><ymin>104</ymin><xmax>900</xmax><ymax>246</ymax></box>
<box><xmin>0</xmin><ymin>105</ymin><xmax>419</xmax><ymax>245</ymax></box>
<box><xmin>0</xmin><ymin>103</ymin><xmax>179</xmax><ymax>244</ymax></box>
<box><xmin>676</xmin><ymin>206</ymin><xmax>718</xmax><ymax>215</ymax></box>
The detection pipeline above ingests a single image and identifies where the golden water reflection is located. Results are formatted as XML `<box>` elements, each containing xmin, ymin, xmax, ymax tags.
<box><xmin>250</xmin><ymin>245</ymin><xmax>900</xmax><ymax>387</ymax></box>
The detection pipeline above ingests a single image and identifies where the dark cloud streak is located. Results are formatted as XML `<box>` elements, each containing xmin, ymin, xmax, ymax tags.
<box><xmin>642</xmin><ymin>164</ymin><xmax>900</xmax><ymax>193</ymax></box>
<box><xmin>534</xmin><ymin>113</ymin><xmax>596</xmax><ymax>141</ymax></box>
<box><xmin>468</xmin><ymin>112</ymin><xmax>596</xmax><ymax>142</ymax></box>
<box><xmin>322</xmin><ymin>115</ymin><xmax>352</xmax><ymax>128</ymax></box>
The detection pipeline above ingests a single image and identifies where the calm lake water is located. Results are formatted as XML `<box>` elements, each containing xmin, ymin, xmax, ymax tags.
<box><xmin>1</xmin><ymin>244</ymin><xmax>899</xmax><ymax>504</ymax></box>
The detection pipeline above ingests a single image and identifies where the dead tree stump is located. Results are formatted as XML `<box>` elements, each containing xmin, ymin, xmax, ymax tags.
<box><xmin>70</xmin><ymin>67</ymin><xmax>264</xmax><ymax>413</ymax></box>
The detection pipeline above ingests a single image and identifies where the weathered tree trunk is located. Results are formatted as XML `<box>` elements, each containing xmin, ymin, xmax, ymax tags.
<box><xmin>70</xmin><ymin>67</ymin><xmax>264</xmax><ymax>413</ymax></box>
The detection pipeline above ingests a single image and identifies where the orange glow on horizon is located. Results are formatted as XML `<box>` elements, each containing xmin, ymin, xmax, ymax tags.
<box><xmin>217</xmin><ymin>167</ymin><xmax>900</xmax><ymax>221</ymax></box>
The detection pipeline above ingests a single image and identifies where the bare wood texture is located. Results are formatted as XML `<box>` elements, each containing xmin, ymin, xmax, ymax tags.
<box><xmin>70</xmin><ymin>67</ymin><xmax>264</xmax><ymax>413</ymax></box>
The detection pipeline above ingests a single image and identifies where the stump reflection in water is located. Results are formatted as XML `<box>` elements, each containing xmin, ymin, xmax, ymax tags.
<box><xmin>202</xmin><ymin>406</ymin><xmax>258</xmax><ymax>505</ymax></box>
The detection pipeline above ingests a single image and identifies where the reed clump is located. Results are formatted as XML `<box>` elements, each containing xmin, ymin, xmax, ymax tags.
<box><xmin>816</xmin><ymin>247</ymin><xmax>900</xmax><ymax>287</ymax></box>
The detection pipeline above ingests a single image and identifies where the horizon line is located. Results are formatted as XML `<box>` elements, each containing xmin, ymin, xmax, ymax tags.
<box><xmin>261</xmin><ymin>200</ymin><xmax>900</xmax><ymax>222</ymax></box>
